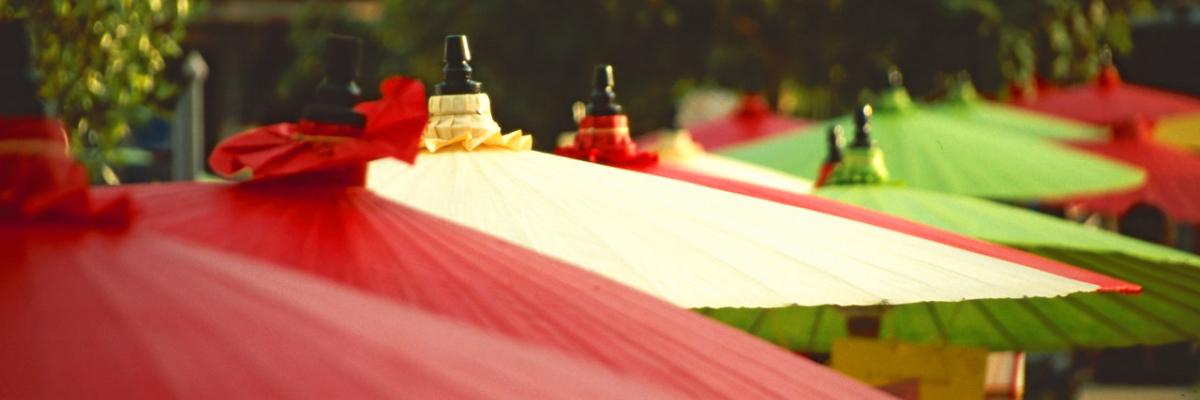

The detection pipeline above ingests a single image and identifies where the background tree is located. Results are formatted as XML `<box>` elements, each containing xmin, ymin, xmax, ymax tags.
<box><xmin>2</xmin><ymin>0</ymin><xmax>195</xmax><ymax>182</ymax></box>
<box><xmin>285</xmin><ymin>0</ymin><xmax>1153</xmax><ymax>150</ymax></box>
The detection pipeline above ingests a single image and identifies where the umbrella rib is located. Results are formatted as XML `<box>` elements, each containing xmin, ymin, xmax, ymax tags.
<box><xmin>1101</xmin><ymin>294</ymin><xmax>1198</xmax><ymax>341</ymax></box>
<box><xmin>482</xmin><ymin>153</ymin><xmax>682</xmax><ymax>298</ymax></box>
<box><xmin>968</xmin><ymin>300</ymin><xmax>1022</xmax><ymax>349</ymax></box>
<box><xmin>924</xmin><ymin>302</ymin><xmax>950</xmax><ymax>343</ymax></box>
<box><xmin>746</xmin><ymin>308</ymin><xmax>770</xmax><ymax>337</ymax></box>
<box><xmin>1037</xmin><ymin>248</ymin><xmax>1200</xmax><ymax>315</ymax></box>
<box><xmin>1058</xmin><ymin>295</ymin><xmax>1143</xmax><ymax>344</ymax></box>
<box><xmin>805</xmin><ymin>307</ymin><xmax>825</xmax><ymax>352</ymax></box>
<box><xmin>1015</xmin><ymin>298</ymin><xmax>1076</xmax><ymax>348</ymax></box>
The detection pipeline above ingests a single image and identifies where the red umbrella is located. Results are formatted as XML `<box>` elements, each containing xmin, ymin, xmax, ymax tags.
<box><xmin>0</xmin><ymin>116</ymin><xmax>681</xmax><ymax>400</ymax></box>
<box><xmin>1014</xmin><ymin>62</ymin><xmax>1200</xmax><ymax>126</ymax></box>
<box><xmin>556</xmin><ymin>66</ymin><xmax>1133</xmax><ymax>292</ymax></box>
<box><xmin>640</xmin><ymin>91</ymin><xmax>808</xmax><ymax>151</ymax></box>
<box><xmin>101</xmin><ymin>41</ymin><xmax>892</xmax><ymax>399</ymax></box>
<box><xmin>1052</xmin><ymin>115</ymin><xmax>1200</xmax><ymax>223</ymax></box>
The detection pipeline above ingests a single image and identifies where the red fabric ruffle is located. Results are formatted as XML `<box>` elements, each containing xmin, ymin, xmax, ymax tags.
<box><xmin>210</xmin><ymin>76</ymin><xmax>428</xmax><ymax>182</ymax></box>
<box><xmin>0</xmin><ymin>117</ymin><xmax>129</xmax><ymax>224</ymax></box>
<box><xmin>556</xmin><ymin>115</ymin><xmax>658</xmax><ymax>168</ymax></box>
<box><xmin>355</xmin><ymin>76</ymin><xmax>430</xmax><ymax>138</ymax></box>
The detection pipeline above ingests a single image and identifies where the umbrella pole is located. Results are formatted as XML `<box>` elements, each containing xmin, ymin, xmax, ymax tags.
<box><xmin>838</xmin><ymin>305</ymin><xmax>890</xmax><ymax>338</ymax></box>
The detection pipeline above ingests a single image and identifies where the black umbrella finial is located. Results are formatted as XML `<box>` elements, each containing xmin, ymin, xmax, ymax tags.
<box><xmin>850</xmin><ymin>105</ymin><xmax>873</xmax><ymax>149</ymax></box>
<box><xmin>435</xmin><ymin>35</ymin><xmax>482</xmax><ymax>95</ymax></box>
<box><xmin>740</xmin><ymin>63</ymin><xmax>767</xmax><ymax>93</ymax></box>
<box><xmin>887</xmin><ymin>66</ymin><xmax>903</xmax><ymax>88</ymax></box>
<box><xmin>586</xmin><ymin>64</ymin><xmax>622</xmax><ymax>116</ymax></box>
<box><xmin>825</xmin><ymin>125</ymin><xmax>844</xmax><ymax>164</ymax></box>
<box><xmin>301</xmin><ymin>34</ymin><xmax>365</xmax><ymax>127</ymax></box>
<box><xmin>0</xmin><ymin>19</ymin><xmax>45</xmax><ymax>117</ymax></box>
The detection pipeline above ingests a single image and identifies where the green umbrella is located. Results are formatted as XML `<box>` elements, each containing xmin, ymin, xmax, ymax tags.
<box><xmin>817</xmin><ymin>185</ymin><xmax>1200</xmax><ymax>350</ymax></box>
<box><xmin>720</xmin><ymin>88</ymin><xmax>1144</xmax><ymax>200</ymax></box>
<box><xmin>707</xmin><ymin>133</ymin><xmax>1200</xmax><ymax>352</ymax></box>
<box><xmin>929</xmin><ymin>75</ymin><xmax>1106</xmax><ymax>142</ymax></box>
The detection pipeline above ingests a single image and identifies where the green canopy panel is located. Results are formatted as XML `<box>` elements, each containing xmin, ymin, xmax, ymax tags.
<box><xmin>929</xmin><ymin>101</ymin><xmax>1106</xmax><ymax>142</ymax></box>
<box><xmin>815</xmin><ymin>185</ymin><xmax>1200</xmax><ymax>267</ymax></box>
<box><xmin>932</xmin><ymin>79</ymin><xmax>1106</xmax><ymax>142</ymax></box>
<box><xmin>719</xmin><ymin>106</ymin><xmax>1144</xmax><ymax>200</ymax></box>
<box><xmin>704</xmin><ymin>249</ymin><xmax>1200</xmax><ymax>353</ymax></box>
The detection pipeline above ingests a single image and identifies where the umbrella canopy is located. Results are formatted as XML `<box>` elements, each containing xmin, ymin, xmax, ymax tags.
<box><xmin>554</xmin><ymin>65</ymin><xmax>1130</xmax><ymax>294</ymax></box>
<box><xmin>3</xmin><ymin>229</ymin><xmax>683</xmax><ymax>400</ymax></box>
<box><xmin>1013</xmin><ymin>61</ymin><xmax>1200</xmax><ymax>127</ymax></box>
<box><xmin>0</xmin><ymin>117</ymin><xmax>679</xmax><ymax>399</ymax></box>
<box><xmin>816</xmin><ymin>187</ymin><xmax>1200</xmax><ymax>349</ymax></box>
<box><xmin>809</xmin><ymin>136</ymin><xmax>1195</xmax><ymax>350</ymax></box>
<box><xmin>639</xmin><ymin>92</ymin><xmax>808</xmax><ymax>151</ymax></box>
<box><xmin>366</xmin><ymin>56</ymin><xmax>1126</xmax><ymax>312</ymax></box>
<box><xmin>1052</xmin><ymin>116</ymin><xmax>1200</xmax><ymax>223</ymax></box>
<box><xmin>929</xmin><ymin>76</ymin><xmax>1106</xmax><ymax>142</ymax></box>
<box><xmin>709</xmin><ymin>133</ymin><xmax>1195</xmax><ymax>352</ymax></box>
<box><xmin>645</xmin><ymin>128</ymin><xmax>813</xmax><ymax>194</ymax></box>
<box><xmin>545</xmin><ymin>69</ymin><xmax>1165</xmax><ymax>352</ymax></box>
<box><xmin>117</xmin><ymin>183</ymin><xmax>895</xmax><ymax>399</ymax></box>
<box><xmin>720</xmin><ymin>89</ymin><xmax>1145</xmax><ymax>200</ymax></box>
<box><xmin>107</xmin><ymin>37</ymin><xmax>893</xmax><ymax>400</ymax></box>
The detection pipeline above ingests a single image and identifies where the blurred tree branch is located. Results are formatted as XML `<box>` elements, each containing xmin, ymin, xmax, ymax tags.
<box><xmin>284</xmin><ymin>0</ymin><xmax>1154</xmax><ymax>149</ymax></box>
<box><xmin>2</xmin><ymin>0</ymin><xmax>197</xmax><ymax>182</ymax></box>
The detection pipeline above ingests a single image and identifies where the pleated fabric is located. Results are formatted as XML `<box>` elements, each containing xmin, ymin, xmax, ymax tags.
<box><xmin>108</xmin><ymin>182</ymin><xmax>892</xmax><ymax>400</ymax></box>
<box><xmin>367</xmin><ymin>150</ymin><xmax>1105</xmax><ymax>309</ymax></box>
<box><xmin>0</xmin><ymin>225</ymin><xmax>682</xmax><ymax>399</ymax></box>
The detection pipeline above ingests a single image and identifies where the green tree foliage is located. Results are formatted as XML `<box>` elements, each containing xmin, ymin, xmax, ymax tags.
<box><xmin>2</xmin><ymin>0</ymin><xmax>194</xmax><ymax>181</ymax></box>
<box><xmin>288</xmin><ymin>0</ymin><xmax>1152</xmax><ymax>149</ymax></box>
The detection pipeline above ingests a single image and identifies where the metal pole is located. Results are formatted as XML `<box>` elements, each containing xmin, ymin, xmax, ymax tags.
<box><xmin>172</xmin><ymin>51</ymin><xmax>208</xmax><ymax>180</ymax></box>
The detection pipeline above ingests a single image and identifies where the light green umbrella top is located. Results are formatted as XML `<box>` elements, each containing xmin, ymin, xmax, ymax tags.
<box><xmin>816</xmin><ymin>185</ymin><xmax>1200</xmax><ymax>267</ymax></box>
<box><xmin>929</xmin><ymin>78</ymin><xmax>1106</xmax><ymax>142</ymax></box>
<box><xmin>720</xmin><ymin>89</ymin><xmax>1145</xmax><ymax>199</ymax></box>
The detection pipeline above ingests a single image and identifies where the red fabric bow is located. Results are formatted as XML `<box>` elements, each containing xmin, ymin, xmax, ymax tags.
<box><xmin>556</xmin><ymin>115</ymin><xmax>658</xmax><ymax>168</ymax></box>
<box><xmin>210</xmin><ymin>76</ymin><xmax>428</xmax><ymax>182</ymax></box>
<box><xmin>0</xmin><ymin>117</ymin><xmax>129</xmax><ymax>224</ymax></box>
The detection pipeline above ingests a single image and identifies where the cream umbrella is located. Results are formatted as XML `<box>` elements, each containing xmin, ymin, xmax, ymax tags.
<box><xmin>364</xmin><ymin>36</ymin><xmax>1129</xmax><ymax>311</ymax></box>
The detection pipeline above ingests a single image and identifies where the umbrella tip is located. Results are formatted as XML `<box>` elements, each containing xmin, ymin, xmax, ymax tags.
<box><xmin>887</xmin><ymin>66</ymin><xmax>903</xmax><ymax>88</ymax></box>
<box><xmin>586</xmin><ymin>64</ymin><xmax>622</xmax><ymax>116</ymax></box>
<box><xmin>949</xmin><ymin>70</ymin><xmax>979</xmax><ymax>102</ymax></box>
<box><xmin>0</xmin><ymin>19</ymin><xmax>45</xmax><ymax>117</ymax></box>
<box><xmin>957</xmin><ymin>70</ymin><xmax>972</xmax><ymax>84</ymax></box>
<box><xmin>851</xmin><ymin>105</ymin><xmax>873</xmax><ymax>148</ymax></box>
<box><xmin>302</xmin><ymin>34</ymin><xmax>365</xmax><ymax>127</ymax></box>
<box><xmin>825</xmin><ymin>125</ymin><xmax>844</xmax><ymax>163</ymax></box>
<box><xmin>1099</xmin><ymin>45</ymin><xmax>1113</xmax><ymax>67</ymax></box>
<box><xmin>435</xmin><ymin>34</ymin><xmax>483</xmax><ymax>95</ymax></box>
